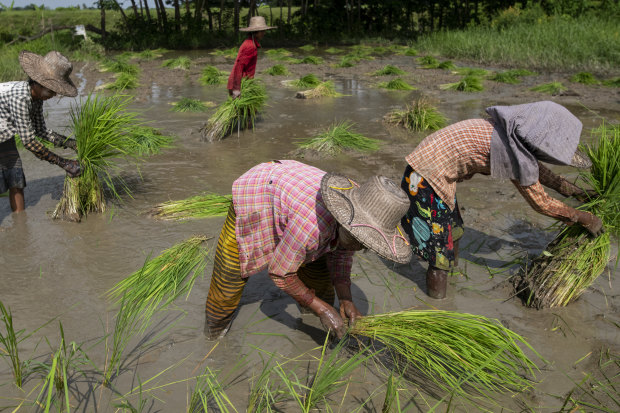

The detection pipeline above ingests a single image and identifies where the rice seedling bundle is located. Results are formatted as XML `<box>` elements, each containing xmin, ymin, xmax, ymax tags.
<box><xmin>325</xmin><ymin>47</ymin><xmax>344</xmax><ymax>54</ymax></box>
<box><xmin>417</xmin><ymin>55</ymin><xmax>439</xmax><ymax>69</ymax></box>
<box><xmin>200</xmin><ymin>78</ymin><xmax>268</xmax><ymax>142</ymax></box>
<box><xmin>372</xmin><ymin>65</ymin><xmax>405</xmax><ymax>76</ymax></box>
<box><xmin>100</xmin><ymin>58</ymin><xmax>139</xmax><ymax>76</ymax></box>
<box><xmin>299</xmin><ymin>56</ymin><xmax>323</xmax><ymax>65</ymax></box>
<box><xmin>171</xmin><ymin>97</ymin><xmax>212</xmax><ymax>112</ymax></box>
<box><xmin>453</xmin><ymin>67</ymin><xmax>489</xmax><ymax>77</ymax></box>
<box><xmin>440</xmin><ymin>75</ymin><xmax>484</xmax><ymax>92</ymax></box>
<box><xmin>136</xmin><ymin>49</ymin><xmax>164</xmax><ymax>60</ymax></box>
<box><xmin>438</xmin><ymin>60</ymin><xmax>456</xmax><ymax>70</ymax></box>
<box><xmin>147</xmin><ymin>193</ymin><xmax>232</xmax><ymax>220</ymax></box>
<box><xmin>297</xmin><ymin>120</ymin><xmax>380</xmax><ymax>154</ymax></box>
<box><xmin>570</xmin><ymin>71</ymin><xmax>599</xmax><ymax>85</ymax></box>
<box><xmin>295</xmin><ymin>81</ymin><xmax>342</xmax><ymax>99</ymax></box>
<box><xmin>490</xmin><ymin>69</ymin><xmax>536</xmax><ymax>84</ymax></box>
<box><xmin>52</xmin><ymin>94</ymin><xmax>172</xmax><ymax>222</ymax></box>
<box><xmin>379</xmin><ymin>78</ymin><xmax>415</xmax><ymax>90</ymax></box>
<box><xmin>348</xmin><ymin>310</ymin><xmax>540</xmax><ymax>397</ymax></box>
<box><xmin>291</xmin><ymin>73</ymin><xmax>321</xmax><ymax>88</ymax></box>
<box><xmin>200</xmin><ymin>65</ymin><xmax>227</xmax><ymax>85</ymax></box>
<box><xmin>210</xmin><ymin>47</ymin><xmax>238</xmax><ymax>58</ymax></box>
<box><xmin>282</xmin><ymin>57</ymin><xmax>303</xmax><ymax>64</ymax></box>
<box><xmin>265</xmin><ymin>64</ymin><xmax>289</xmax><ymax>76</ymax></box>
<box><xmin>515</xmin><ymin>124</ymin><xmax>620</xmax><ymax>308</ymax></box>
<box><xmin>530</xmin><ymin>81</ymin><xmax>566</xmax><ymax>95</ymax></box>
<box><xmin>333</xmin><ymin>56</ymin><xmax>357</xmax><ymax>68</ymax></box>
<box><xmin>126</xmin><ymin>126</ymin><xmax>174</xmax><ymax>156</ymax></box>
<box><xmin>105</xmin><ymin>72</ymin><xmax>139</xmax><ymax>90</ymax></box>
<box><xmin>298</xmin><ymin>44</ymin><xmax>315</xmax><ymax>52</ymax></box>
<box><xmin>603</xmin><ymin>77</ymin><xmax>620</xmax><ymax>87</ymax></box>
<box><xmin>0</xmin><ymin>301</ymin><xmax>28</xmax><ymax>387</ymax></box>
<box><xmin>265</xmin><ymin>48</ymin><xmax>292</xmax><ymax>60</ymax></box>
<box><xmin>384</xmin><ymin>97</ymin><xmax>447</xmax><ymax>132</ymax></box>
<box><xmin>161</xmin><ymin>56</ymin><xmax>191</xmax><ymax>70</ymax></box>
<box><xmin>401</xmin><ymin>47</ymin><xmax>419</xmax><ymax>56</ymax></box>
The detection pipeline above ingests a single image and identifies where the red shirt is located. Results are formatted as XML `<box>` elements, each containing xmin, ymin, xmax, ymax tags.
<box><xmin>227</xmin><ymin>38</ymin><xmax>260</xmax><ymax>91</ymax></box>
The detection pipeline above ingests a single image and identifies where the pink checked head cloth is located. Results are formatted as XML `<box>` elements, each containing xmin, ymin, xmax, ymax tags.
<box><xmin>19</xmin><ymin>50</ymin><xmax>77</xmax><ymax>97</ymax></box>
<box><xmin>320</xmin><ymin>174</ymin><xmax>412</xmax><ymax>264</ymax></box>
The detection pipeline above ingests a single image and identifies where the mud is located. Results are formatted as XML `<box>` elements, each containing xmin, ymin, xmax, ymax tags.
<box><xmin>0</xmin><ymin>46</ymin><xmax>618</xmax><ymax>411</ymax></box>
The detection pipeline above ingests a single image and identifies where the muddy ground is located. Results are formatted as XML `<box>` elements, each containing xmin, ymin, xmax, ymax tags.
<box><xmin>0</xmin><ymin>46</ymin><xmax>618</xmax><ymax>411</ymax></box>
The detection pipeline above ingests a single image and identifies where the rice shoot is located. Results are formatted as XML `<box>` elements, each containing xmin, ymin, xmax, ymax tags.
<box><xmin>437</xmin><ymin>60</ymin><xmax>457</xmax><ymax>70</ymax></box>
<box><xmin>265</xmin><ymin>64</ymin><xmax>289</xmax><ymax>76</ymax></box>
<box><xmin>291</xmin><ymin>74</ymin><xmax>321</xmax><ymax>88</ymax></box>
<box><xmin>300</xmin><ymin>56</ymin><xmax>323</xmax><ymax>65</ymax></box>
<box><xmin>105</xmin><ymin>72</ymin><xmax>139</xmax><ymax>91</ymax></box>
<box><xmin>490</xmin><ymin>69</ymin><xmax>535</xmax><ymax>84</ymax></box>
<box><xmin>325</xmin><ymin>47</ymin><xmax>344</xmax><ymax>54</ymax></box>
<box><xmin>530</xmin><ymin>82</ymin><xmax>567</xmax><ymax>95</ymax></box>
<box><xmin>570</xmin><ymin>72</ymin><xmax>599</xmax><ymax>85</ymax></box>
<box><xmin>147</xmin><ymin>193</ymin><xmax>233</xmax><ymax>220</ymax></box>
<box><xmin>295</xmin><ymin>81</ymin><xmax>342</xmax><ymax>99</ymax></box>
<box><xmin>170</xmin><ymin>98</ymin><xmax>212</xmax><ymax>112</ymax></box>
<box><xmin>378</xmin><ymin>78</ymin><xmax>415</xmax><ymax>90</ymax></box>
<box><xmin>298</xmin><ymin>45</ymin><xmax>315</xmax><ymax>52</ymax></box>
<box><xmin>372</xmin><ymin>65</ymin><xmax>405</xmax><ymax>76</ymax></box>
<box><xmin>199</xmin><ymin>65</ymin><xmax>226</xmax><ymax>85</ymax></box>
<box><xmin>161</xmin><ymin>56</ymin><xmax>191</xmax><ymax>70</ymax></box>
<box><xmin>440</xmin><ymin>75</ymin><xmax>484</xmax><ymax>92</ymax></box>
<box><xmin>384</xmin><ymin>97</ymin><xmax>448</xmax><ymax>132</ymax></box>
<box><xmin>417</xmin><ymin>56</ymin><xmax>439</xmax><ymax>69</ymax></box>
<box><xmin>297</xmin><ymin>120</ymin><xmax>380</xmax><ymax>154</ymax></box>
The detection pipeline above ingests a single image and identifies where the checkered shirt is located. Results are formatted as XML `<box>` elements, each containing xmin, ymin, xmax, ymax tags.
<box><xmin>406</xmin><ymin>118</ymin><xmax>573</xmax><ymax>222</ymax></box>
<box><xmin>232</xmin><ymin>160</ymin><xmax>354</xmax><ymax>285</ymax></box>
<box><xmin>0</xmin><ymin>81</ymin><xmax>59</xmax><ymax>160</ymax></box>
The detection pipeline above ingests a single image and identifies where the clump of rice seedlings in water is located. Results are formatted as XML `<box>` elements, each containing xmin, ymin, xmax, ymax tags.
<box><xmin>105</xmin><ymin>72</ymin><xmax>139</xmax><ymax>90</ymax></box>
<box><xmin>137</xmin><ymin>49</ymin><xmax>164</xmax><ymax>60</ymax></box>
<box><xmin>372</xmin><ymin>65</ymin><xmax>405</xmax><ymax>76</ymax></box>
<box><xmin>325</xmin><ymin>47</ymin><xmax>344</xmax><ymax>54</ymax></box>
<box><xmin>200</xmin><ymin>77</ymin><xmax>267</xmax><ymax>142</ymax></box>
<box><xmin>297</xmin><ymin>120</ymin><xmax>380</xmax><ymax>154</ymax></box>
<box><xmin>298</xmin><ymin>44</ymin><xmax>315</xmax><ymax>52</ymax></box>
<box><xmin>200</xmin><ymin>65</ymin><xmax>227</xmax><ymax>85</ymax></box>
<box><xmin>378</xmin><ymin>78</ymin><xmax>415</xmax><ymax>90</ymax></box>
<box><xmin>333</xmin><ymin>56</ymin><xmax>357</xmax><ymax>68</ymax></box>
<box><xmin>530</xmin><ymin>81</ymin><xmax>567</xmax><ymax>95</ymax></box>
<box><xmin>264</xmin><ymin>64</ymin><xmax>289</xmax><ymax>76</ymax></box>
<box><xmin>291</xmin><ymin>73</ymin><xmax>321</xmax><ymax>88</ymax></box>
<box><xmin>210</xmin><ymin>47</ymin><xmax>238</xmax><ymax>59</ymax></box>
<box><xmin>188</xmin><ymin>365</ymin><xmax>237</xmax><ymax>413</ymax></box>
<box><xmin>401</xmin><ymin>47</ymin><xmax>418</xmax><ymax>56</ymax></box>
<box><xmin>603</xmin><ymin>77</ymin><xmax>620</xmax><ymax>87</ymax></box>
<box><xmin>296</xmin><ymin>81</ymin><xmax>343</xmax><ymax>99</ymax></box>
<box><xmin>171</xmin><ymin>97</ymin><xmax>212</xmax><ymax>112</ymax></box>
<box><xmin>265</xmin><ymin>48</ymin><xmax>292</xmax><ymax>61</ymax></box>
<box><xmin>438</xmin><ymin>60</ymin><xmax>456</xmax><ymax>70</ymax></box>
<box><xmin>348</xmin><ymin>310</ymin><xmax>541</xmax><ymax>398</ymax></box>
<box><xmin>282</xmin><ymin>56</ymin><xmax>302</xmax><ymax>64</ymax></box>
<box><xmin>453</xmin><ymin>67</ymin><xmax>489</xmax><ymax>77</ymax></box>
<box><xmin>147</xmin><ymin>193</ymin><xmax>232</xmax><ymax>220</ymax></box>
<box><xmin>440</xmin><ymin>75</ymin><xmax>484</xmax><ymax>92</ymax></box>
<box><xmin>0</xmin><ymin>300</ymin><xmax>31</xmax><ymax>387</ymax></box>
<box><xmin>161</xmin><ymin>56</ymin><xmax>191</xmax><ymax>70</ymax></box>
<box><xmin>490</xmin><ymin>69</ymin><xmax>536</xmax><ymax>84</ymax></box>
<box><xmin>515</xmin><ymin>124</ymin><xmax>620</xmax><ymax>308</ymax></box>
<box><xmin>417</xmin><ymin>55</ymin><xmax>439</xmax><ymax>68</ymax></box>
<box><xmin>99</xmin><ymin>58</ymin><xmax>139</xmax><ymax>76</ymax></box>
<box><xmin>570</xmin><ymin>72</ymin><xmax>599</xmax><ymax>85</ymax></box>
<box><xmin>126</xmin><ymin>126</ymin><xmax>173</xmax><ymax>156</ymax></box>
<box><xmin>299</xmin><ymin>56</ymin><xmax>323</xmax><ymax>65</ymax></box>
<box><xmin>384</xmin><ymin>97</ymin><xmax>447</xmax><ymax>132</ymax></box>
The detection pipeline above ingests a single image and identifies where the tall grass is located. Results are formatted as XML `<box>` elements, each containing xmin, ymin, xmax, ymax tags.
<box><xmin>188</xmin><ymin>365</ymin><xmax>238</xmax><ymax>413</ymax></box>
<box><xmin>147</xmin><ymin>193</ymin><xmax>232</xmax><ymax>220</ymax></box>
<box><xmin>161</xmin><ymin>56</ymin><xmax>191</xmax><ymax>70</ymax></box>
<box><xmin>200</xmin><ymin>77</ymin><xmax>268</xmax><ymax>141</ymax></box>
<box><xmin>199</xmin><ymin>65</ymin><xmax>226</xmax><ymax>85</ymax></box>
<box><xmin>297</xmin><ymin>120</ymin><xmax>380</xmax><ymax>154</ymax></box>
<box><xmin>349</xmin><ymin>310</ymin><xmax>541</xmax><ymax>398</ymax></box>
<box><xmin>171</xmin><ymin>98</ymin><xmax>212</xmax><ymax>112</ymax></box>
<box><xmin>440</xmin><ymin>75</ymin><xmax>484</xmax><ymax>92</ymax></box>
<box><xmin>0</xmin><ymin>35</ymin><xmax>74</xmax><ymax>82</ymax></box>
<box><xmin>384</xmin><ymin>97</ymin><xmax>448</xmax><ymax>132</ymax></box>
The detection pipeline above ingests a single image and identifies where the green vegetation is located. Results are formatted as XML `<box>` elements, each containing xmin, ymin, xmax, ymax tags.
<box><xmin>417</xmin><ymin>55</ymin><xmax>440</xmax><ymax>68</ymax></box>
<box><xmin>438</xmin><ymin>60</ymin><xmax>457</xmax><ymax>70</ymax></box>
<box><xmin>161</xmin><ymin>56</ymin><xmax>191</xmax><ymax>70</ymax></box>
<box><xmin>296</xmin><ymin>81</ymin><xmax>342</xmax><ymax>99</ymax></box>
<box><xmin>440</xmin><ymin>75</ymin><xmax>484</xmax><ymax>92</ymax></box>
<box><xmin>603</xmin><ymin>77</ymin><xmax>620</xmax><ymax>87</ymax></box>
<box><xmin>291</xmin><ymin>73</ymin><xmax>321</xmax><ymax>88</ymax></box>
<box><xmin>0</xmin><ymin>301</ymin><xmax>30</xmax><ymax>388</ymax></box>
<box><xmin>100</xmin><ymin>58</ymin><xmax>139</xmax><ymax>76</ymax></box>
<box><xmin>325</xmin><ymin>47</ymin><xmax>344</xmax><ymax>54</ymax></box>
<box><xmin>453</xmin><ymin>67</ymin><xmax>489</xmax><ymax>77</ymax></box>
<box><xmin>170</xmin><ymin>97</ymin><xmax>212</xmax><ymax>112</ymax></box>
<box><xmin>210</xmin><ymin>47</ymin><xmax>238</xmax><ymax>59</ymax></box>
<box><xmin>372</xmin><ymin>64</ymin><xmax>405</xmax><ymax>76</ymax></box>
<box><xmin>265</xmin><ymin>48</ymin><xmax>292</xmax><ymax>60</ymax></box>
<box><xmin>299</xmin><ymin>56</ymin><xmax>323</xmax><ymax>65</ymax></box>
<box><xmin>570</xmin><ymin>71</ymin><xmax>599</xmax><ymax>85</ymax></box>
<box><xmin>384</xmin><ymin>97</ymin><xmax>448</xmax><ymax>132</ymax></box>
<box><xmin>188</xmin><ymin>365</ymin><xmax>237</xmax><ymax>412</ymax></box>
<box><xmin>148</xmin><ymin>193</ymin><xmax>233</xmax><ymax>220</ymax></box>
<box><xmin>378</xmin><ymin>78</ymin><xmax>415</xmax><ymax>90</ymax></box>
<box><xmin>125</xmin><ymin>126</ymin><xmax>174</xmax><ymax>156</ymax></box>
<box><xmin>105</xmin><ymin>72</ymin><xmax>139</xmax><ymax>90</ymax></box>
<box><xmin>530</xmin><ymin>81</ymin><xmax>567</xmax><ymax>95</ymax></box>
<box><xmin>298</xmin><ymin>44</ymin><xmax>315</xmax><ymax>51</ymax></box>
<box><xmin>490</xmin><ymin>69</ymin><xmax>536</xmax><ymax>84</ymax></box>
<box><xmin>264</xmin><ymin>64</ymin><xmax>289</xmax><ymax>76</ymax></box>
<box><xmin>298</xmin><ymin>120</ymin><xmax>380</xmax><ymax>154</ymax></box>
<box><xmin>333</xmin><ymin>56</ymin><xmax>357</xmax><ymax>68</ymax></box>
<box><xmin>199</xmin><ymin>65</ymin><xmax>227</xmax><ymax>85</ymax></box>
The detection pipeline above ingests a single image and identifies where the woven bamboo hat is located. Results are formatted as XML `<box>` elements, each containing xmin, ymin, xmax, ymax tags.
<box><xmin>19</xmin><ymin>50</ymin><xmax>77</xmax><ymax>97</ymax></box>
<box><xmin>321</xmin><ymin>174</ymin><xmax>412</xmax><ymax>264</ymax></box>
<box><xmin>240</xmin><ymin>16</ymin><xmax>277</xmax><ymax>32</ymax></box>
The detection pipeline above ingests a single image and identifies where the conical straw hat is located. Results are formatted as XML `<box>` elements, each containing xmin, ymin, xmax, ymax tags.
<box><xmin>19</xmin><ymin>50</ymin><xmax>77</xmax><ymax>97</ymax></box>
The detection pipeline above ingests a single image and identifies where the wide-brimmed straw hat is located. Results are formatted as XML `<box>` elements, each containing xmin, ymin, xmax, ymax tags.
<box><xmin>19</xmin><ymin>50</ymin><xmax>77</xmax><ymax>97</ymax></box>
<box><xmin>240</xmin><ymin>16</ymin><xmax>277</xmax><ymax>32</ymax></box>
<box><xmin>321</xmin><ymin>174</ymin><xmax>412</xmax><ymax>264</ymax></box>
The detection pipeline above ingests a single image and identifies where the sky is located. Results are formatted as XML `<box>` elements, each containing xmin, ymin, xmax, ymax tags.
<box><xmin>5</xmin><ymin>0</ymin><xmax>160</xmax><ymax>9</ymax></box>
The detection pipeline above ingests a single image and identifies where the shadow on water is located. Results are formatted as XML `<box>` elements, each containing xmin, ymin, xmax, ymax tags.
<box><xmin>0</xmin><ymin>175</ymin><xmax>64</xmax><ymax>225</ymax></box>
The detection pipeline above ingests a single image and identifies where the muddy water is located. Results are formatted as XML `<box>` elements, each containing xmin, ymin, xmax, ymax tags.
<box><xmin>0</xmin><ymin>49</ymin><xmax>618</xmax><ymax>411</ymax></box>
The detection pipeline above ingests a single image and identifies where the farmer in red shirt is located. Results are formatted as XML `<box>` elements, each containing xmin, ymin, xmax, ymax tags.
<box><xmin>227</xmin><ymin>16</ymin><xmax>275</xmax><ymax>99</ymax></box>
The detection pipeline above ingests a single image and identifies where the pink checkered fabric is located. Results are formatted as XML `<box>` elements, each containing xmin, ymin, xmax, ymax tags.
<box><xmin>406</xmin><ymin>119</ymin><xmax>573</xmax><ymax>222</ymax></box>
<box><xmin>232</xmin><ymin>160</ymin><xmax>354</xmax><ymax>284</ymax></box>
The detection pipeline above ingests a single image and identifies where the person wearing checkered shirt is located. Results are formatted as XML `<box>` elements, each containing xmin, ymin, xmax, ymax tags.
<box><xmin>0</xmin><ymin>50</ymin><xmax>82</xmax><ymax>213</ymax></box>
<box><xmin>401</xmin><ymin>101</ymin><xmax>603</xmax><ymax>299</ymax></box>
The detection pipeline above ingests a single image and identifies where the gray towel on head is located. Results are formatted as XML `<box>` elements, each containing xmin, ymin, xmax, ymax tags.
<box><xmin>486</xmin><ymin>101</ymin><xmax>582</xmax><ymax>186</ymax></box>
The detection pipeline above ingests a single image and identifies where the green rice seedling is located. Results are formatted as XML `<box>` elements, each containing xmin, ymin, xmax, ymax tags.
<box><xmin>297</xmin><ymin>120</ymin><xmax>380</xmax><ymax>154</ymax></box>
<box><xmin>125</xmin><ymin>126</ymin><xmax>174</xmax><ymax>157</ymax></box>
<box><xmin>453</xmin><ymin>67</ymin><xmax>489</xmax><ymax>77</ymax></box>
<box><xmin>349</xmin><ymin>310</ymin><xmax>541</xmax><ymax>398</ymax></box>
<box><xmin>384</xmin><ymin>97</ymin><xmax>448</xmax><ymax>132</ymax></box>
<box><xmin>333</xmin><ymin>56</ymin><xmax>357</xmax><ymax>68</ymax></box>
<box><xmin>171</xmin><ymin>98</ymin><xmax>211</xmax><ymax>112</ymax></box>
<box><xmin>210</xmin><ymin>47</ymin><xmax>238</xmax><ymax>58</ymax></box>
<box><xmin>199</xmin><ymin>65</ymin><xmax>227</xmax><ymax>85</ymax></box>
<box><xmin>438</xmin><ymin>60</ymin><xmax>457</xmax><ymax>70</ymax></box>
<box><xmin>247</xmin><ymin>354</ymin><xmax>282</xmax><ymax>413</ymax></box>
<box><xmin>378</xmin><ymin>78</ymin><xmax>415</xmax><ymax>90</ymax></box>
<box><xmin>490</xmin><ymin>69</ymin><xmax>536</xmax><ymax>84</ymax></box>
<box><xmin>282</xmin><ymin>57</ymin><xmax>303</xmax><ymax>64</ymax></box>
<box><xmin>136</xmin><ymin>49</ymin><xmax>163</xmax><ymax>60</ymax></box>
<box><xmin>348</xmin><ymin>47</ymin><xmax>374</xmax><ymax>60</ymax></box>
<box><xmin>382</xmin><ymin>371</ymin><xmax>404</xmax><ymax>413</ymax></box>
<box><xmin>299</xmin><ymin>56</ymin><xmax>323</xmax><ymax>65</ymax></box>
<box><xmin>265</xmin><ymin>48</ymin><xmax>292</xmax><ymax>61</ymax></box>
<box><xmin>100</xmin><ymin>58</ymin><xmax>139</xmax><ymax>76</ymax></box>
<box><xmin>516</xmin><ymin>124</ymin><xmax>620</xmax><ymax>308</ymax></box>
<box><xmin>264</xmin><ymin>64</ymin><xmax>289</xmax><ymax>76</ymax></box>
<box><xmin>372</xmin><ymin>65</ymin><xmax>406</xmax><ymax>76</ymax></box>
<box><xmin>400</xmin><ymin>47</ymin><xmax>419</xmax><ymax>56</ymax></box>
<box><xmin>603</xmin><ymin>77</ymin><xmax>620</xmax><ymax>87</ymax></box>
<box><xmin>530</xmin><ymin>81</ymin><xmax>567</xmax><ymax>95</ymax></box>
<box><xmin>200</xmin><ymin>78</ymin><xmax>268</xmax><ymax>142</ymax></box>
<box><xmin>298</xmin><ymin>45</ymin><xmax>315</xmax><ymax>52</ymax></box>
<box><xmin>372</xmin><ymin>46</ymin><xmax>389</xmax><ymax>54</ymax></box>
<box><xmin>440</xmin><ymin>75</ymin><xmax>484</xmax><ymax>92</ymax></box>
<box><xmin>325</xmin><ymin>47</ymin><xmax>344</xmax><ymax>54</ymax></box>
<box><xmin>570</xmin><ymin>71</ymin><xmax>599</xmax><ymax>85</ymax></box>
<box><xmin>105</xmin><ymin>72</ymin><xmax>139</xmax><ymax>91</ymax></box>
<box><xmin>113</xmin><ymin>376</ymin><xmax>149</xmax><ymax>413</ymax></box>
<box><xmin>161</xmin><ymin>56</ymin><xmax>191</xmax><ymax>70</ymax></box>
<box><xmin>295</xmin><ymin>81</ymin><xmax>343</xmax><ymax>99</ymax></box>
<box><xmin>417</xmin><ymin>55</ymin><xmax>439</xmax><ymax>69</ymax></box>
<box><xmin>0</xmin><ymin>301</ymin><xmax>30</xmax><ymax>388</ymax></box>
<box><xmin>147</xmin><ymin>193</ymin><xmax>232</xmax><ymax>220</ymax></box>
<box><xmin>188</xmin><ymin>365</ymin><xmax>238</xmax><ymax>413</ymax></box>
<box><xmin>291</xmin><ymin>74</ymin><xmax>321</xmax><ymax>88</ymax></box>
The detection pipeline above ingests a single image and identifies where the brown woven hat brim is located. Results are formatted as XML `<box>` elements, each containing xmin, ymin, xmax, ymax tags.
<box><xmin>239</xmin><ymin>25</ymin><xmax>277</xmax><ymax>32</ymax></box>
<box><xmin>571</xmin><ymin>149</ymin><xmax>592</xmax><ymax>169</ymax></box>
<box><xmin>320</xmin><ymin>174</ymin><xmax>412</xmax><ymax>264</ymax></box>
<box><xmin>19</xmin><ymin>50</ymin><xmax>77</xmax><ymax>97</ymax></box>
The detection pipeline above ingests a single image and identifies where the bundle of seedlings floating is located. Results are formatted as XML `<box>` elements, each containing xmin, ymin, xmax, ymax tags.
<box><xmin>298</xmin><ymin>44</ymin><xmax>315</xmax><ymax>52</ymax></box>
<box><xmin>378</xmin><ymin>78</ymin><xmax>415</xmax><ymax>90</ymax></box>
<box><xmin>297</xmin><ymin>120</ymin><xmax>380</xmax><ymax>155</ymax></box>
<box><xmin>170</xmin><ymin>97</ymin><xmax>214</xmax><ymax>112</ymax></box>
<box><xmin>530</xmin><ymin>81</ymin><xmax>566</xmax><ymax>95</ymax></box>
<box><xmin>52</xmin><ymin>94</ymin><xmax>172</xmax><ymax>222</ymax></box>
<box><xmin>200</xmin><ymin>77</ymin><xmax>267</xmax><ymax>142</ymax></box>
<box><xmin>417</xmin><ymin>55</ymin><xmax>439</xmax><ymax>69</ymax></box>
<box><xmin>295</xmin><ymin>81</ymin><xmax>343</xmax><ymax>99</ymax></box>
<box><xmin>384</xmin><ymin>97</ymin><xmax>448</xmax><ymax>132</ymax></box>
<box><xmin>265</xmin><ymin>48</ymin><xmax>292</xmax><ymax>61</ymax></box>
<box><xmin>490</xmin><ymin>69</ymin><xmax>536</xmax><ymax>84</ymax></box>
<box><xmin>371</xmin><ymin>65</ymin><xmax>405</xmax><ymax>76</ymax></box>
<box><xmin>135</xmin><ymin>49</ymin><xmax>165</xmax><ymax>60</ymax></box>
<box><xmin>401</xmin><ymin>47</ymin><xmax>419</xmax><ymax>56</ymax></box>
<box><xmin>348</xmin><ymin>309</ymin><xmax>540</xmax><ymax>398</ymax></box>
<box><xmin>437</xmin><ymin>60</ymin><xmax>457</xmax><ymax>70</ymax></box>
<box><xmin>514</xmin><ymin>125</ymin><xmax>619</xmax><ymax>309</ymax></box>
<box><xmin>333</xmin><ymin>56</ymin><xmax>357</xmax><ymax>68</ymax></box>
<box><xmin>290</xmin><ymin>73</ymin><xmax>321</xmax><ymax>88</ymax></box>
<box><xmin>161</xmin><ymin>56</ymin><xmax>191</xmax><ymax>70</ymax></box>
<box><xmin>147</xmin><ymin>193</ymin><xmax>232</xmax><ymax>220</ymax></box>
<box><xmin>99</xmin><ymin>58</ymin><xmax>139</xmax><ymax>76</ymax></box>
<box><xmin>570</xmin><ymin>72</ymin><xmax>599</xmax><ymax>85</ymax></box>
<box><xmin>299</xmin><ymin>56</ymin><xmax>323</xmax><ymax>65</ymax></box>
<box><xmin>440</xmin><ymin>75</ymin><xmax>484</xmax><ymax>92</ymax></box>
<box><xmin>325</xmin><ymin>47</ymin><xmax>344</xmax><ymax>54</ymax></box>
<box><xmin>199</xmin><ymin>65</ymin><xmax>227</xmax><ymax>85</ymax></box>
<box><xmin>264</xmin><ymin>64</ymin><xmax>289</xmax><ymax>76</ymax></box>
<box><xmin>104</xmin><ymin>72</ymin><xmax>139</xmax><ymax>91</ymax></box>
